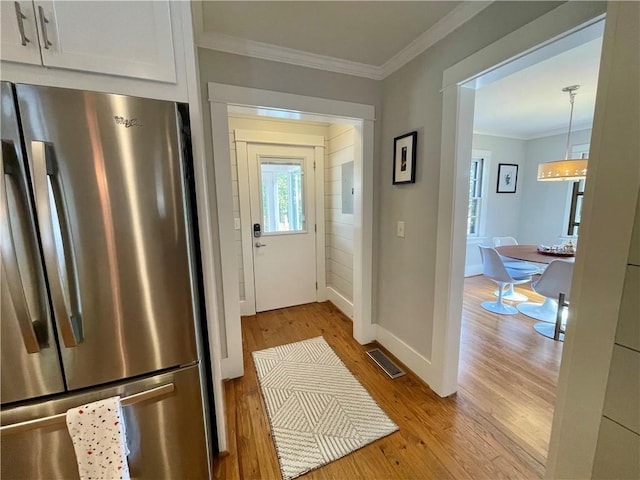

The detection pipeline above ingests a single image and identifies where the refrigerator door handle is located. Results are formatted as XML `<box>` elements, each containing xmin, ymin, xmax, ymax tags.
<box><xmin>1</xmin><ymin>141</ymin><xmax>41</xmax><ymax>353</ymax></box>
<box><xmin>0</xmin><ymin>383</ymin><xmax>175</xmax><ymax>435</ymax></box>
<box><xmin>31</xmin><ymin>141</ymin><xmax>83</xmax><ymax>347</ymax></box>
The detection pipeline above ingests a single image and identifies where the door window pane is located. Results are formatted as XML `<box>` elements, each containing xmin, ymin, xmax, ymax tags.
<box><xmin>260</xmin><ymin>159</ymin><xmax>305</xmax><ymax>233</ymax></box>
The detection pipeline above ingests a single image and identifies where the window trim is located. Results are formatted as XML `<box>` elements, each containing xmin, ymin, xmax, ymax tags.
<box><xmin>467</xmin><ymin>150</ymin><xmax>491</xmax><ymax>238</ymax></box>
<box><xmin>565</xmin><ymin>144</ymin><xmax>589</xmax><ymax>236</ymax></box>
<box><xmin>258</xmin><ymin>157</ymin><xmax>307</xmax><ymax>235</ymax></box>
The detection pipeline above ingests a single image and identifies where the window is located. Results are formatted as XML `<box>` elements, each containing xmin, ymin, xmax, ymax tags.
<box><xmin>467</xmin><ymin>157</ymin><xmax>484</xmax><ymax>236</ymax></box>
<box><xmin>567</xmin><ymin>144</ymin><xmax>589</xmax><ymax>236</ymax></box>
<box><xmin>568</xmin><ymin>179</ymin><xmax>585</xmax><ymax>236</ymax></box>
<box><xmin>260</xmin><ymin>159</ymin><xmax>305</xmax><ymax>233</ymax></box>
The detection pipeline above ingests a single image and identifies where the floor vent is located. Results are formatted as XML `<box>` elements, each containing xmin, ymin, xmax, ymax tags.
<box><xmin>366</xmin><ymin>348</ymin><xmax>405</xmax><ymax>379</ymax></box>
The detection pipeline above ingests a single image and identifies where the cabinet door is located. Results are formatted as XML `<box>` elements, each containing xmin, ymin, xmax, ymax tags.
<box><xmin>0</xmin><ymin>1</ymin><xmax>42</xmax><ymax>65</ymax></box>
<box><xmin>34</xmin><ymin>0</ymin><xmax>176</xmax><ymax>83</ymax></box>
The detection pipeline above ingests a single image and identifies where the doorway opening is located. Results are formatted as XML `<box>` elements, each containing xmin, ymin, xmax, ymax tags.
<box><xmin>435</xmin><ymin>7</ymin><xmax>605</xmax><ymax>470</ymax></box>
<box><xmin>208</xmin><ymin>84</ymin><xmax>376</xmax><ymax>379</ymax></box>
<box><xmin>233</xmin><ymin>129</ymin><xmax>325</xmax><ymax>315</ymax></box>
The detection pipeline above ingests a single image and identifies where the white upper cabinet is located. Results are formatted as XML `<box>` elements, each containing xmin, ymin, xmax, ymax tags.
<box><xmin>1</xmin><ymin>1</ymin><xmax>42</xmax><ymax>65</ymax></box>
<box><xmin>1</xmin><ymin>1</ymin><xmax>177</xmax><ymax>83</ymax></box>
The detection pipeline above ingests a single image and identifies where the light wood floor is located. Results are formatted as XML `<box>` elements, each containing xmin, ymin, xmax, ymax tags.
<box><xmin>213</xmin><ymin>277</ymin><xmax>563</xmax><ymax>479</ymax></box>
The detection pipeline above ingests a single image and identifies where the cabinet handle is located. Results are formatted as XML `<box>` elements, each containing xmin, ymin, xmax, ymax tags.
<box><xmin>13</xmin><ymin>2</ymin><xmax>30</xmax><ymax>46</ymax></box>
<box><xmin>37</xmin><ymin>5</ymin><xmax>52</xmax><ymax>49</ymax></box>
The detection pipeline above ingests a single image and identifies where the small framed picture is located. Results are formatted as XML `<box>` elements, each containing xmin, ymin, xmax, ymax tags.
<box><xmin>496</xmin><ymin>163</ymin><xmax>518</xmax><ymax>193</ymax></box>
<box><xmin>393</xmin><ymin>131</ymin><xmax>417</xmax><ymax>184</ymax></box>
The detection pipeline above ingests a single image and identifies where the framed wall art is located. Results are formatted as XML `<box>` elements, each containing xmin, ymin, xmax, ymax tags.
<box><xmin>496</xmin><ymin>163</ymin><xmax>518</xmax><ymax>193</ymax></box>
<box><xmin>393</xmin><ymin>131</ymin><xmax>417</xmax><ymax>184</ymax></box>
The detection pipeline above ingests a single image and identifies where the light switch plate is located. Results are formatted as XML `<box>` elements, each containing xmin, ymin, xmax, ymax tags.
<box><xmin>234</xmin><ymin>218</ymin><xmax>241</xmax><ymax>230</ymax></box>
<box><xmin>397</xmin><ymin>221</ymin><xmax>405</xmax><ymax>238</ymax></box>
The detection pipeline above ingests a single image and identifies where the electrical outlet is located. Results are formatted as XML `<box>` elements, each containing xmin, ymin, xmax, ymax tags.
<box><xmin>397</xmin><ymin>221</ymin><xmax>405</xmax><ymax>238</ymax></box>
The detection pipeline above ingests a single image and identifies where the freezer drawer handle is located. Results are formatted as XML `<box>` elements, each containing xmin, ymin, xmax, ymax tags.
<box><xmin>1</xmin><ymin>141</ymin><xmax>42</xmax><ymax>353</ymax></box>
<box><xmin>0</xmin><ymin>383</ymin><xmax>175</xmax><ymax>436</ymax></box>
<box><xmin>31</xmin><ymin>141</ymin><xmax>83</xmax><ymax>347</ymax></box>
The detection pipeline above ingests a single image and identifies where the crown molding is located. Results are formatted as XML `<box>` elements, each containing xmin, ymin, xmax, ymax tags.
<box><xmin>524</xmin><ymin>123</ymin><xmax>593</xmax><ymax>140</ymax></box>
<box><xmin>473</xmin><ymin>123</ymin><xmax>593</xmax><ymax>141</ymax></box>
<box><xmin>198</xmin><ymin>31</ymin><xmax>384</xmax><ymax>80</ymax></box>
<box><xmin>197</xmin><ymin>1</ymin><xmax>493</xmax><ymax>81</ymax></box>
<box><xmin>381</xmin><ymin>1</ymin><xmax>493</xmax><ymax>78</ymax></box>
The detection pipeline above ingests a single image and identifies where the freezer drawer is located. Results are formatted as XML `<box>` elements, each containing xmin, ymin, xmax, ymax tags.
<box><xmin>0</xmin><ymin>364</ymin><xmax>209</xmax><ymax>479</ymax></box>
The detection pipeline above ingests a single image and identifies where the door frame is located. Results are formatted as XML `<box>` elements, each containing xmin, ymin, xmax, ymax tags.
<box><xmin>235</xmin><ymin>131</ymin><xmax>326</xmax><ymax>316</ymax></box>
<box><xmin>208</xmin><ymin>83</ymin><xmax>376</xmax><ymax>379</ymax></box>
<box><xmin>433</xmin><ymin>3</ymin><xmax>606</xmax><ymax>395</ymax></box>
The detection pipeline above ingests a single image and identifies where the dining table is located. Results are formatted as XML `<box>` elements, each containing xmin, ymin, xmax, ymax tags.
<box><xmin>495</xmin><ymin>244</ymin><xmax>575</xmax><ymax>264</ymax></box>
<box><xmin>495</xmin><ymin>244</ymin><xmax>574</xmax><ymax>342</ymax></box>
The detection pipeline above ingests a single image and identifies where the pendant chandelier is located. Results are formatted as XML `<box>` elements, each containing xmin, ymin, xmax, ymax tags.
<box><xmin>537</xmin><ymin>85</ymin><xmax>588</xmax><ymax>182</ymax></box>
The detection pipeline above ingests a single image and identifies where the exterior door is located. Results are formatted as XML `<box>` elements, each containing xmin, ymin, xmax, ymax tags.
<box><xmin>247</xmin><ymin>144</ymin><xmax>317</xmax><ymax>312</ymax></box>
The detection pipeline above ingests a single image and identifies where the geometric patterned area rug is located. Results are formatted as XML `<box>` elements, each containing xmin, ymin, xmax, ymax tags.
<box><xmin>252</xmin><ymin>336</ymin><xmax>399</xmax><ymax>480</ymax></box>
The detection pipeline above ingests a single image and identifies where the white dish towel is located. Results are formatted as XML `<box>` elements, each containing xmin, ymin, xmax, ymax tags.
<box><xmin>66</xmin><ymin>396</ymin><xmax>131</xmax><ymax>480</ymax></box>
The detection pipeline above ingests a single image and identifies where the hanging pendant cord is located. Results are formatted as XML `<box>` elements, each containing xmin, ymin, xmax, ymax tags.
<box><xmin>563</xmin><ymin>86</ymin><xmax>578</xmax><ymax>160</ymax></box>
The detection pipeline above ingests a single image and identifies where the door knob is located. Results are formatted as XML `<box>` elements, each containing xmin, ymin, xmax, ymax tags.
<box><xmin>255</xmin><ymin>242</ymin><xmax>267</xmax><ymax>248</ymax></box>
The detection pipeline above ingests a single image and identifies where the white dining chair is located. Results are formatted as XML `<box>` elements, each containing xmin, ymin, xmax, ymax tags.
<box><xmin>517</xmin><ymin>259</ymin><xmax>574</xmax><ymax>323</ymax></box>
<box><xmin>492</xmin><ymin>237</ymin><xmax>540</xmax><ymax>301</ymax></box>
<box><xmin>478</xmin><ymin>246</ymin><xmax>535</xmax><ymax>315</ymax></box>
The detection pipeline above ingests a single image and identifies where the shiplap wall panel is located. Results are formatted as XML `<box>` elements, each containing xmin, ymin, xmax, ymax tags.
<box><xmin>330</xmin><ymin>248</ymin><xmax>353</xmax><ymax>268</ymax></box>
<box><xmin>328</xmin><ymin>128</ymin><xmax>356</xmax><ymax>154</ymax></box>
<box><xmin>325</xmin><ymin>180</ymin><xmax>341</xmax><ymax>195</ymax></box>
<box><xmin>603</xmin><ymin>345</ymin><xmax>640</xmax><ymax>434</ymax></box>
<box><xmin>326</xmin><ymin>209</ymin><xmax>355</xmax><ymax>225</ymax></box>
<box><xmin>616</xmin><ymin>266</ymin><xmax>640</xmax><ymax>352</ymax></box>
<box><xmin>328</xmin><ymin>234</ymin><xmax>354</xmax><ymax>256</ymax></box>
<box><xmin>629</xmin><ymin>189</ymin><xmax>640</xmax><ymax>266</ymax></box>
<box><xmin>325</xmin><ymin>124</ymin><xmax>355</xmax><ymax>302</ymax></box>
<box><xmin>595</xmin><ymin>166</ymin><xmax>640</xmax><ymax>477</ymax></box>
<box><xmin>327</xmin><ymin>222</ymin><xmax>354</xmax><ymax>241</ymax></box>
<box><xmin>228</xmin><ymin>141</ymin><xmax>245</xmax><ymax>300</ymax></box>
<box><xmin>592</xmin><ymin>417</ymin><xmax>640</xmax><ymax>479</ymax></box>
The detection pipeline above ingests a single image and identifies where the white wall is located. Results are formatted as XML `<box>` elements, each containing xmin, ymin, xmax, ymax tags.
<box><xmin>198</xmin><ymin>47</ymin><xmax>381</xmax><ymax>360</ymax></box>
<box><xmin>464</xmin><ymin>129</ymin><xmax>593</xmax><ymax>276</ymax></box>
<box><xmin>325</xmin><ymin>125</ymin><xmax>356</xmax><ymax>312</ymax></box>
<box><xmin>465</xmin><ymin>134</ymin><xmax>527</xmax><ymax>275</ymax></box>
<box><xmin>518</xmin><ymin>128</ymin><xmax>592</xmax><ymax>245</ymax></box>
<box><xmin>378</xmin><ymin>1</ymin><xmax>568</xmax><ymax>360</ymax></box>
<box><xmin>227</xmin><ymin>115</ymin><xmax>329</xmax><ymax>307</ymax></box>
<box><xmin>198</xmin><ymin>0</ymin><xmax>609</xmax><ymax>398</ymax></box>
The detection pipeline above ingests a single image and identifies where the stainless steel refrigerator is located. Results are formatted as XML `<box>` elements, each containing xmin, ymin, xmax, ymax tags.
<box><xmin>1</xmin><ymin>82</ymin><xmax>211</xmax><ymax>478</ymax></box>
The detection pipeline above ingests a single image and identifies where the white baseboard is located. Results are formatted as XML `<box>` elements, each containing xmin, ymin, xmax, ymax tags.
<box><xmin>374</xmin><ymin>324</ymin><xmax>434</xmax><ymax>389</ymax></box>
<box><xmin>465</xmin><ymin>263</ymin><xmax>483</xmax><ymax>277</ymax></box>
<box><xmin>239</xmin><ymin>299</ymin><xmax>255</xmax><ymax>317</ymax></box>
<box><xmin>220</xmin><ymin>358</ymin><xmax>244</xmax><ymax>380</ymax></box>
<box><xmin>326</xmin><ymin>287</ymin><xmax>353</xmax><ymax>320</ymax></box>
